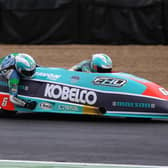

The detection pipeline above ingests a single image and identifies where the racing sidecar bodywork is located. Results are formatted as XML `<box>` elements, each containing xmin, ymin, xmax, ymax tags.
<box><xmin>0</xmin><ymin>67</ymin><xmax>168</xmax><ymax>119</ymax></box>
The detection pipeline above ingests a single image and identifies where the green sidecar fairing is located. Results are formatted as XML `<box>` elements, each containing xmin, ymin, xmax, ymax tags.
<box><xmin>0</xmin><ymin>67</ymin><xmax>168</xmax><ymax>119</ymax></box>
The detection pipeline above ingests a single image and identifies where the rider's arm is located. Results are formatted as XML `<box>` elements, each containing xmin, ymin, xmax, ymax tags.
<box><xmin>0</xmin><ymin>56</ymin><xmax>6</xmax><ymax>65</ymax></box>
<box><xmin>69</xmin><ymin>64</ymin><xmax>82</xmax><ymax>71</ymax></box>
<box><xmin>69</xmin><ymin>60</ymin><xmax>90</xmax><ymax>71</ymax></box>
<box><xmin>7</xmin><ymin>69</ymin><xmax>37</xmax><ymax>109</ymax></box>
<box><xmin>7</xmin><ymin>69</ymin><xmax>26</xmax><ymax>107</ymax></box>
<box><xmin>8</xmin><ymin>78</ymin><xmax>26</xmax><ymax>107</ymax></box>
<box><xmin>10</xmin><ymin>95</ymin><xmax>26</xmax><ymax>107</ymax></box>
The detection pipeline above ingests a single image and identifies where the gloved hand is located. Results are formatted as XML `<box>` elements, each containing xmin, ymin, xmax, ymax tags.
<box><xmin>24</xmin><ymin>101</ymin><xmax>37</xmax><ymax>110</ymax></box>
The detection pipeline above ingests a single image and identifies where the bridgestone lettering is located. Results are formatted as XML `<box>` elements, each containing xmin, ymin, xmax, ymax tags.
<box><xmin>44</xmin><ymin>84</ymin><xmax>97</xmax><ymax>105</ymax></box>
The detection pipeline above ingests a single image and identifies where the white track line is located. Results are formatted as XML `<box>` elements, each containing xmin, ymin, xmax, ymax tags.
<box><xmin>0</xmin><ymin>160</ymin><xmax>167</xmax><ymax>168</ymax></box>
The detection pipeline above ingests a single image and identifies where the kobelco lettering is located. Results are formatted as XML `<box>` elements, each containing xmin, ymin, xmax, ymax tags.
<box><xmin>44</xmin><ymin>84</ymin><xmax>97</xmax><ymax>105</ymax></box>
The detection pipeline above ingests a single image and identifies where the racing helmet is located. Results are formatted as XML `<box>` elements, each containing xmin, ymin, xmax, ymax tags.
<box><xmin>90</xmin><ymin>53</ymin><xmax>112</xmax><ymax>72</ymax></box>
<box><xmin>15</xmin><ymin>53</ymin><xmax>36</xmax><ymax>77</ymax></box>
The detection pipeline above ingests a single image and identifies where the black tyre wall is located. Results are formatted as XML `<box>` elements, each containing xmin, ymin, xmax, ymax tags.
<box><xmin>0</xmin><ymin>0</ymin><xmax>78</xmax><ymax>44</ymax></box>
<box><xmin>79</xmin><ymin>0</ymin><xmax>164</xmax><ymax>44</ymax></box>
<box><xmin>0</xmin><ymin>0</ymin><xmax>166</xmax><ymax>44</ymax></box>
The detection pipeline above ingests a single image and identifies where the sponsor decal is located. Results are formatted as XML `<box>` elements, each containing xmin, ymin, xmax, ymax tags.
<box><xmin>93</xmin><ymin>77</ymin><xmax>127</xmax><ymax>87</ymax></box>
<box><xmin>36</xmin><ymin>72</ymin><xmax>61</xmax><ymax>80</ymax></box>
<box><xmin>71</xmin><ymin>76</ymin><xmax>80</xmax><ymax>83</ymax></box>
<box><xmin>58</xmin><ymin>105</ymin><xmax>79</xmax><ymax>111</ymax></box>
<box><xmin>40</xmin><ymin>102</ymin><xmax>53</xmax><ymax>110</ymax></box>
<box><xmin>44</xmin><ymin>83</ymin><xmax>97</xmax><ymax>105</ymax></box>
<box><xmin>112</xmin><ymin>101</ymin><xmax>156</xmax><ymax>109</ymax></box>
<box><xmin>159</xmin><ymin>88</ymin><xmax>168</xmax><ymax>96</ymax></box>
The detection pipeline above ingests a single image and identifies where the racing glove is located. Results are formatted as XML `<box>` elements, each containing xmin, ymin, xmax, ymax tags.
<box><xmin>24</xmin><ymin>101</ymin><xmax>37</xmax><ymax>110</ymax></box>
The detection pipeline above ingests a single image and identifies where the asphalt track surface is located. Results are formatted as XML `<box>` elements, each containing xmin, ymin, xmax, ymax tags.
<box><xmin>0</xmin><ymin>113</ymin><xmax>168</xmax><ymax>166</ymax></box>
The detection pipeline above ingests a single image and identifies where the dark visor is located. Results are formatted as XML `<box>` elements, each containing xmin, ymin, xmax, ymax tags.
<box><xmin>97</xmin><ymin>67</ymin><xmax>112</xmax><ymax>73</ymax></box>
<box><xmin>21</xmin><ymin>69</ymin><xmax>35</xmax><ymax>77</ymax></box>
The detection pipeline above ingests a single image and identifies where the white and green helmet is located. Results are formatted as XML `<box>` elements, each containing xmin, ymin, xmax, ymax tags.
<box><xmin>91</xmin><ymin>53</ymin><xmax>112</xmax><ymax>72</ymax></box>
<box><xmin>14</xmin><ymin>53</ymin><xmax>36</xmax><ymax>77</ymax></box>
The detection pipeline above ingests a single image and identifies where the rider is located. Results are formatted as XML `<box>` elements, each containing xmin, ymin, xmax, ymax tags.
<box><xmin>0</xmin><ymin>53</ymin><xmax>37</xmax><ymax>110</ymax></box>
<box><xmin>70</xmin><ymin>53</ymin><xmax>112</xmax><ymax>73</ymax></box>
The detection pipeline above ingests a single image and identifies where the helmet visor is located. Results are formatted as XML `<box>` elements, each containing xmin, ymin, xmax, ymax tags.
<box><xmin>97</xmin><ymin>66</ymin><xmax>112</xmax><ymax>73</ymax></box>
<box><xmin>21</xmin><ymin>69</ymin><xmax>36</xmax><ymax>77</ymax></box>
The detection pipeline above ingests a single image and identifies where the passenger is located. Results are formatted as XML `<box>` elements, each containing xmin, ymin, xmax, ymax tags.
<box><xmin>0</xmin><ymin>53</ymin><xmax>37</xmax><ymax>109</ymax></box>
<box><xmin>70</xmin><ymin>53</ymin><xmax>112</xmax><ymax>73</ymax></box>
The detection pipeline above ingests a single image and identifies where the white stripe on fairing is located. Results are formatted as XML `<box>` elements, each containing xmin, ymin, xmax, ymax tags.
<box><xmin>106</xmin><ymin>111</ymin><xmax>168</xmax><ymax>116</ymax></box>
<box><xmin>28</xmin><ymin>78</ymin><xmax>168</xmax><ymax>102</ymax></box>
<box><xmin>0</xmin><ymin>91</ymin><xmax>84</xmax><ymax>108</ymax></box>
<box><xmin>0</xmin><ymin>92</ymin><xmax>168</xmax><ymax>117</ymax></box>
<box><xmin>19</xmin><ymin>94</ymin><xmax>84</xmax><ymax>107</ymax></box>
<box><xmin>0</xmin><ymin>160</ymin><xmax>166</xmax><ymax>168</ymax></box>
<box><xmin>0</xmin><ymin>92</ymin><xmax>10</xmax><ymax>95</ymax></box>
